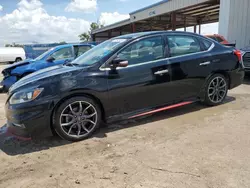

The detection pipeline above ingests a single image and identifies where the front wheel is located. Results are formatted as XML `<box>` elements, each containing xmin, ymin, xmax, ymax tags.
<box><xmin>203</xmin><ymin>74</ymin><xmax>228</xmax><ymax>106</ymax></box>
<box><xmin>53</xmin><ymin>96</ymin><xmax>102</xmax><ymax>141</ymax></box>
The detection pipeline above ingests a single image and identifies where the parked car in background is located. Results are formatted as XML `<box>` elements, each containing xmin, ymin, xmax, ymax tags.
<box><xmin>240</xmin><ymin>46</ymin><xmax>250</xmax><ymax>74</ymax></box>
<box><xmin>5</xmin><ymin>31</ymin><xmax>244</xmax><ymax>141</ymax></box>
<box><xmin>0</xmin><ymin>43</ymin><xmax>94</xmax><ymax>91</ymax></box>
<box><xmin>205</xmin><ymin>34</ymin><xmax>236</xmax><ymax>47</ymax></box>
<box><xmin>0</xmin><ymin>47</ymin><xmax>26</xmax><ymax>63</ymax></box>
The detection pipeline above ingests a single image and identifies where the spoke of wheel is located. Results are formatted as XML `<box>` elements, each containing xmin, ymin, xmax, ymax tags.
<box><xmin>216</xmin><ymin>77</ymin><xmax>219</xmax><ymax>87</ymax></box>
<box><xmin>61</xmin><ymin>114</ymin><xmax>74</xmax><ymax>118</ymax></box>
<box><xmin>209</xmin><ymin>89</ymin><xmax>215</xmax><ymax>97</ymax></box>
<box><xmin>216</xmin><ymin>92</ymin><xmax>220</xmax><ymax>102</ymax></box>
<box><xmin>61</xmin><ymin>119</ymin><xmax>75</xmax><ymax>127</ymax></box>
<box><xmin>212</xmin><ymin>93</ymin><xmax>216</xmax><ymax>102</ymax></box>
<box><xmin>69</xmin><ymin>104</ymin><xmax>77</xmax><ymax>115</ymax></box>
<box><xmin>219</xmin><ymin>83</ymin><xmax>226</xmax><ymax>89</ymax></box>
<box><xmin>81</xmin><ymin>123</ymin><xmax>90</xmax><ymax>133</ymax></box>
<box><xmin>84</xmin><ymin>112</ymin><xmax>96</xmax><ymax>119</ymax></box>
<box><xmin>84</xmin><ymin>119</ymin><xmax>95</xmax><ymax>125</ymax></box>
<box><xmin>83</xmin><ymin>105</ymin><xmax>91</xmax><ymax>114</ymax></box>
<box><xmin>68</xmin><ymin>123</ymin><xmax>76</xmax><ymax>134</ymax></box>
<box><xmin>78</xmin><ymin>102</ymin><xmax>83</xmax><ymax>114</ymax></box>
<box><xmin>77</xmin><ymin>123</ymin><xmax>81</xmax><ymax>136</ymax></box>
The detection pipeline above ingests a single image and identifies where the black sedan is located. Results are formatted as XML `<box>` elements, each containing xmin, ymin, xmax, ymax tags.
<box><xmin>5</xmin><ymin>31</ymin><xmax>244</xmax><ymax>141</ymax></box>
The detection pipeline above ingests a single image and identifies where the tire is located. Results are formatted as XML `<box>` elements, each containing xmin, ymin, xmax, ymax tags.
<box><xmin>53</xmin><ymin>96</ymin><xmax>102</xmax><ymax>141</ymax></box>
<box><xmin>15</xmin><ymin>57</ymin><xmax>22</xmax><ymax>62</ymax></box>
<box><xmin>203</xmin><ymin>74</ymin><xmax>228</xmax><ymax>106</ymax></box>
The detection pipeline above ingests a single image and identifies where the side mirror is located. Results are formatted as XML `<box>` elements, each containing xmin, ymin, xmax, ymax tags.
<box><xmin>110</xmin><ymin>57</ymin><xmax>128</xmax><ymax>69</ymax></box>
<box><xmin>46</xmin><ymin>56</ymin><xmax>55</xmax><ymax>62</ymax></box>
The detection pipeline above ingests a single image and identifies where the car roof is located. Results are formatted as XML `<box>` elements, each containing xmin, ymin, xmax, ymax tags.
<box><xmin>114</xmin><ymin>31</ymin><xmax>205</xmax><ymax>40</ymax></box>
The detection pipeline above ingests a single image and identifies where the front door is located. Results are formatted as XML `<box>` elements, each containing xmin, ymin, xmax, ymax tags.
<box><xmin>166</xmin><ymin>34</ymin><xmax>214</xmax><ymax>100</ymax></box>
<box><xmin>106</xmin><ymin>35</ymin><xmax>175</xmax><ymax>117</ymax></box>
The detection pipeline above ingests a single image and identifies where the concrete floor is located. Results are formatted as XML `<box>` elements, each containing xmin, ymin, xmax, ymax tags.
<box><xmin>0</xmin><ymin>71</ymin><xmax>250</xmax><ymax>187</ymax></box>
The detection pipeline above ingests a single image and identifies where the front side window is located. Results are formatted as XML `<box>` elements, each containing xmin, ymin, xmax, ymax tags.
<box><xmin>117</xmin><ymin>36</ymin><xmax>164</xmax><ymax>65</ymax></box>
<box><xmin>167</xmin><ymin>35</ymin><xmax>201</xmax><ymax>57</ymax></box>
<box><xmin>50</xmin><ymin>47</ymin><xmax>73</xmax><ymax>60</ymax></box>
<box><xmin>75</xmin><ymin>46</ymin><xmax>92</xmax><ymax>57</ymax></box>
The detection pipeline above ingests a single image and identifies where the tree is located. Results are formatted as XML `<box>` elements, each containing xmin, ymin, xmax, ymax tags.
<box><xmin>79</xmin><ymin>33</ymin><xmax>91</xmax><ymax>42</ymax></box>
<box><xmin>79</xmin><ymin>22</ymin><xmax>103</xmax><ymax>41</ymax></box>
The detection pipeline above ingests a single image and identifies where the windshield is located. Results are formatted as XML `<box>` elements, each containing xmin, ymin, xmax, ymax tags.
<box><xmin>34</xmin><ymin>47</ymin><xmax>55</xmax><ymax>61</ymax></box>
<box><xmin>72</xmin><ymin>38</ymin><xmax>128</xmax><ymax>66</ymax></box>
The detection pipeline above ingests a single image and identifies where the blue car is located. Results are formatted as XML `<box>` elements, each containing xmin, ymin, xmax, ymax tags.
<box><xmin>1</xmin><ymin>43</ymin><xmax>94</xmax><ymax>91</ymax></box>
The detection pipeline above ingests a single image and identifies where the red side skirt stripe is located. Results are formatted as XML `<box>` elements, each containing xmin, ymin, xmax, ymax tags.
<box><xmin>129</xmin><ymin>101</ymin><xmax>194</xmax><ymax>119</ymax></box>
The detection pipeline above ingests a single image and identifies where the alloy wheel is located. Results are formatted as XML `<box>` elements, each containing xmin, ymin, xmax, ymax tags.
<box><xmin>60</xmin><ymin>101</ymin><xmax>97</xmax><ymax>138</ymax></box>
<box><xmin>208</xmin><ymin>76</ymin><xmax>227</xmax><ymax>103</ymax></box>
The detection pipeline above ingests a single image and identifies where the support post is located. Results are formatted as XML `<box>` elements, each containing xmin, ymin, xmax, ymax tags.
<box><xmin>92</xmin><ymin>34</ymin><xmax>96</xmax><ymax>42</ymax></box>
<box><xmin>198</xmin><ymin>19</ymin><xmax>202</xmax><ymax>34</ymax></box>
<box><xmin>131</xmin><ymin>23</ymin><xmax>136</xmax><ymax>33</ymax></box>
<box><xmin>171</xmin><ymin>12</ymin><xmax>176</xmax><ymax>31</ymax></box>
<box><xmin>194</xmin><ymin>25</ymin><xmax>197</xmax><ymax>33</ymax></box>
<box><xmin>184</xmin><ymin>16</ymin><xmax>186</xmax><ymax>32</ymax></box>
<box><xmin>108</xmin><ymin>30</ymin><xmax>111</xmax><ymax>39</ymax></box>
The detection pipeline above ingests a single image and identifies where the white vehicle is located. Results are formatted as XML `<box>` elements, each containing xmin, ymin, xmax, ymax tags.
<box><xmin>0</xmin><ymin>47</ymin><xmax>26</xmax><ymax>63</ymax></box>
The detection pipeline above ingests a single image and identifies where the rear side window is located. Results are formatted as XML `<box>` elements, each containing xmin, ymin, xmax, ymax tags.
<box><xmin>201</xmin><ymin>39</ymin><xmax>213</xmax><ymax>50</ymax></box>
<box><xmin>167</xmin><ymin>35</ymin><xmax>201</xmax><ymax>57</ymax></box>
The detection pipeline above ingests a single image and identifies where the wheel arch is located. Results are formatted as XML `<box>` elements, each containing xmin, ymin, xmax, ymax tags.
<box><xmin>199</xmin><ymin>71</ymin><xmax>230</xmax><ymax>101</ymax></box>
<box><xmin>50</xmin><ymin>92</ymin><xmax>106</xmax><ymax>134</ymax></box>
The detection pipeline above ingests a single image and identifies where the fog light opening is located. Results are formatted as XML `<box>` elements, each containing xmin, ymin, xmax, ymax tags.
<box><xmin>12</xmin><ymin>123</ymin><xmax>26</xmax><ymax>128</ymax></box>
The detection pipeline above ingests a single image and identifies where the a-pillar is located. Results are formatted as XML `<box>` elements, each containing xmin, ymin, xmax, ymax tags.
<box><xmin>219</xmin><ymin>0</ymin><xmax>250</xmax><ymax>48</ymax></box>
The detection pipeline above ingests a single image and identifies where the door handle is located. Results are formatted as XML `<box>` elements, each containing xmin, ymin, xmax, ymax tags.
<box><xmin>154</xmin><ymin>69</ymin><xmax>169</xmax><ymax>75</ymax></box>
<box><xmin>199</xmin><ymin>61</ymin><xmax>211</xmax><ymax>66</ymax></box>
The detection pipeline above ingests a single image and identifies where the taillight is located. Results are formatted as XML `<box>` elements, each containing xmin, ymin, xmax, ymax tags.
<box><xmin>234</xmin><ymin>49</ymin><xmax>242</xmax><ymax>62</ymax></box>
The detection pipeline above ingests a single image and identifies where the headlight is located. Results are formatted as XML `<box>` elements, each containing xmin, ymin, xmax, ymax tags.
<box><xmin>9</xmin><ymin>88</ymin><xmax>44</xmax><ymax>105</ymax></box>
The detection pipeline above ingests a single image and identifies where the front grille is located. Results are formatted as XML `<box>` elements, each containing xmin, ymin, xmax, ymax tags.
<box><xmin>243</xmin><ymin>52</ymin><xmax>250</xmax><ymax>67</ymax></box>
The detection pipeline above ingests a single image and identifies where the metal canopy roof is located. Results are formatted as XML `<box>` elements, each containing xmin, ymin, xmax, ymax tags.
<box><xmin>92</xmin><ymin>0</ymin><xmax>220</xmax><ymax>41</ymax></box>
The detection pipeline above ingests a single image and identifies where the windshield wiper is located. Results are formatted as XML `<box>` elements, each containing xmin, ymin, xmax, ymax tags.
<box><xmin>63</xmin><ymin>61</ymin><xmax>79</xmax><ymax>66</ymax></box>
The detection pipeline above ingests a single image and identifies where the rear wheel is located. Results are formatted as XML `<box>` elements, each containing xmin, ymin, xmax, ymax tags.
<box><xmin>53</xmin><ymin>96</ymin><xmax>102</xmax><ymax>141</ymax></box>
<box><xmin>15</xmin><ymin>57</ymin><xmax>22</xmax><ymax>62</ymax></box>
<box><xmin>203</xmin><ymin>74</ymin><xmax>228</xmax><ymax>106</ymax></box>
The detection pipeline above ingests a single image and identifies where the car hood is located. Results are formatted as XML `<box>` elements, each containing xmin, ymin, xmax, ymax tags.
<box><xmin>3</xmin><ymin>59</ymin><xmax>34</xmax><ymax>71</ymax></box>
<box><xmin>9</xmin><ymin>65</ymin><xmax>83</xmax><ymax>92</ymax></box>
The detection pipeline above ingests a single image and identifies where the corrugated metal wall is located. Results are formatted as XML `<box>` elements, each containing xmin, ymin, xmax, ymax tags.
<box><xmin>219</xmin><ymin>0</ymin><xmax>250</xmax><ymax>48</ymax></box>
<box><xmin>130</xmin><ymin>0</ymin><xmax>210</xmax><ymax>22</ymax></box>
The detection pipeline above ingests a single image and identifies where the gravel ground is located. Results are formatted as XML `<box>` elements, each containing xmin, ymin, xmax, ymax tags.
<box><xmin>0</xmin><ymin>71</ymin><xmax>250</xmax><ymax>187</ymax></box>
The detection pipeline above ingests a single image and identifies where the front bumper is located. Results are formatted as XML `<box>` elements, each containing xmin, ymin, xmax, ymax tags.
<box><xmin>5</xmin><ymin>100</ymin><xmax>54</xmax><ymax>139</ymax></box>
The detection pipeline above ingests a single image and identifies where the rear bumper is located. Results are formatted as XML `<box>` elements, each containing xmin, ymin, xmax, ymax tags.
<box><xmin>228</xmin><ymin>67</ymin><xmax>245</xmax><ymax>89</ymax></box>
<box><xmin>5</xmin><ymin>100</ymin><xmax>54</xmax><ymax>139</ymax></box>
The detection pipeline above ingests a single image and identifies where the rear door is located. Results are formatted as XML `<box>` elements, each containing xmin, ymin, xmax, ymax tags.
<box><xmin>106</xmin><ymin>35</ymin><xmax>174</xmax><ymax>116</ymax></box>
<box><xmin>166</xmin><ymin>34</ymin><xmax>214</xmax><ymax>100</ymax></box>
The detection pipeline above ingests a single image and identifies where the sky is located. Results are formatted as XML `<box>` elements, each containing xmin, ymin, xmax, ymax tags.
<box><xmin>0</xmin><ymin>0</ymin><xmax>218</xmax><ymax>46</ymax></box>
